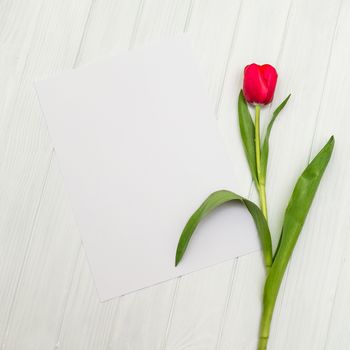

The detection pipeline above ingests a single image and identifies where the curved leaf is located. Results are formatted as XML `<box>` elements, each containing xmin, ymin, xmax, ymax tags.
<box><xmin>260</xmin><ymin>136</ymin><xmax>335</xmax><ymax>337</ymax></box>
<box><xmin>238</xmin><ymin>91</ymin><xmax>258</xmax><ymax>184</ymax></box>
<box><xmin>175</xmin><ymin>190</ymin><xmax>272</xmax><ymax>268</ymax></box>
<box><xmin>261</xmin><ymin>94</ymin><xmax>291</xmax><ymax>180</ymax></box>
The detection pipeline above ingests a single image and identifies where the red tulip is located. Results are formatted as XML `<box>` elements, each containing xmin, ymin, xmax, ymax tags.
<box><xmin>243</xmin><ymin>64</ymin><xmax>278</xmax><ymax>105</ymax></box>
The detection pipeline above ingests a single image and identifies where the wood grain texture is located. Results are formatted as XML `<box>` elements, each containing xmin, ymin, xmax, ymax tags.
<box><xmin>0</xmin><ymin>0</ymin><xmax>45</xmax><ymax>343</ymax></box>
<box><xmin>0</xmin><ymin>0</ymin><xmax>350</xmax><ymax>349</ymax></box>
<box><xmin>263</xmin><ymin>0</ymin><xmax>343</xmax><ymax>348</ymax></box>
<box><xmin>0</xmin><ymin>0</ymin><xmax>93</xmax><ymax>348</ymax></box>
<box><xmin>316</xmin><ymin>4</ymin><xmax>350</xmax><ymax>348</ymax></box>
<box><xmin>267</xmin><ymin>0</ymin><xmax>350</xmax><ymax>348</ymax></box>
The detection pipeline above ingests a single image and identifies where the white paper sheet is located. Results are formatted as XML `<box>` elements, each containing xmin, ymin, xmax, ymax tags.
<box><xmin>36</xmin><ymin>39</ymin><xmax>260</xmax><ymax>301</ymax></box>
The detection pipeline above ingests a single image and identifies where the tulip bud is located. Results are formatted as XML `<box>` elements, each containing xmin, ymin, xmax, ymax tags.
<box><xmin>243</xmin><ymin>64</ymin><xmax>278</xmax><ymax>105</ymax></box>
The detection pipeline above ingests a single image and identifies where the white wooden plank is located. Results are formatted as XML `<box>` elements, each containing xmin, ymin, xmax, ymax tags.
<box><xmin>266</xmin><ymin>0</ymin><xmax>342</xmax><ymax>247</ymax></box>
<box><xmin>2</xmin><ymin>155</ymin><xmax>83</xmax><ymax>350</ymax></box>
<box><xmin>0</xmin><ymin>0</ymin><xmax>93</xmax><ymax>348</ymax></box>
<box><xmin>165</xmin><ymin>262</ymin><xmax>235</xmax><ymax>350</ymax></box>
<box><xmin>127</xmin><ymin>0</ymin><xmax>191</xmax><ymax>47</ymax></box>
<box><xmin>76</xmin><ymin>0</ymin><xmax>142</xmax><ymax>64</ymax></box>
<box><xmin>326</xmin><ymin>258</ymin><xmax>350</xmax><ymax>349</ymax></box>
<box><xmin>0</xmin><ymin>0</ymin><xmax>48</xmax><ymax>344</ymax></box>
<box><xmin>220</xmin><ymin>252</ymin><xmax>265</xmax><ymax>350</ymax></box>
<box><xmin>267</xmin><ymin>0</ymin><xmax>350</xmax><ymax>348</ymax></box>
<box><xmin>320</xmin><ymin>21</ymin><xmax>350</xmax><ymax>336</ymax></box>
<box><xmin>56</xmin><ymin>246</ymin><xmax>119</xmax><ymax>350</ymax></box>
<box><xmin>185</xmin><ymin>0</ymin><xmax>243</xmax><ymax>109</ymax></box>
<box><xmin>110</xmin><ymin>280</ymin><xmax>177</xmax><ymax>350</ymax></box>
<box><xmin>0</xmin><ymin>0</ymin><xmax>41</xmax><ymax>55</ymax></box>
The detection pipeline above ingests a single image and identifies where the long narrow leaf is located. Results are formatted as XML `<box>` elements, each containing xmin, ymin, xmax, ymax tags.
<box><xmin>238</xmin><ymin>91</ymin><xmax>258</xmax><ymax>184</ymax></box>
<box><xmin>261</xmin><ymin>136</ymin><xmax>335</xmax><ymax>334</ymax></box>
<box><xmin>260</xmin><ymin>94</ymin><xmax>291</xmax><ymax>180</ymax></box>
<box><xmin>175</xmin><ymin>190</ymin><xmax>272</xmax><ymax>268</ymax></box>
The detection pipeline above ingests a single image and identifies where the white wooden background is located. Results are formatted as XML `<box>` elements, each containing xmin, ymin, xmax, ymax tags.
<box><xmin>1</xmin><ymin>0</ymin><xmax>350</xmax><ymax>349</ymax></box>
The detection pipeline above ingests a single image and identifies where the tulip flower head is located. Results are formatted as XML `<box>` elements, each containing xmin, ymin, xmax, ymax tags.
<box><xmin>243</xmin><ymin>63</ymin><xmax>278</xmax><ymax>105</ymax></box>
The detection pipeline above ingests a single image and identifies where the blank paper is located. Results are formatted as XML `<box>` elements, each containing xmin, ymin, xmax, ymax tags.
<box><xmin>36</xmin><ymin>39</ymin><xmax>260</xmax><ymax>301</ymax></box>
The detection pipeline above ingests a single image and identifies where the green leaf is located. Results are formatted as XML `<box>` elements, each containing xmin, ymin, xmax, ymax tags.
<box><xmin>261</xmin><ymin>136</ymin><xmax>335</xmax><ymax>334</ymax></box>
<box><xmin>238</xmin><ymin>91</ymin><xmax>258</xmax><ymax>184</ymax></box>
<box><xmin>261</xmin><ymin>94</ymin><xmax>291</xmax><ymax>180</ymax></box>
<box><xmin>175</xmin><ymin>190</ymin><xmax>272</xmax><ymax>268</ymax></box>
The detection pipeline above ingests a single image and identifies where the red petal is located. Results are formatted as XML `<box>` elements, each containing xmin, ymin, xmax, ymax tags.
<box><xmin>243</xmin><ymin>64</ymin><xmax>269</xmax><ymax>104</ymax></box>
<box><xmin>260</xmin><ymin>64</ymin><xmax>278</xmax><ymax>104</ymax></box>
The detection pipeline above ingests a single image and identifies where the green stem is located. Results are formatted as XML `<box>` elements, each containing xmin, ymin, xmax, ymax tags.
<box><xmin>258</xmin><ymin>337</ymin><xmax>268</xmax><ymax>350</ymax></box>
<box><xmin>258</xmin><ymin>301</ymin><xmax>274</xmax><ymax>350</ymax></box>
<box><xmin>255</xmin><ymin>104</ymin><xmax>271</xmax><ymax>349</ymax></box>
<box><xmin>255</xmin><ymin>105</ymin><xmax>268</xmax><ymax>221</ymax></box>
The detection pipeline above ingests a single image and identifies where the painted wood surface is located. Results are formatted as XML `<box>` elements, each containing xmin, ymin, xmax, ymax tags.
<box><xmin>0</xmin><ymin>1</ymin><xmax>349</xmax><ymax>349</ymax></box>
